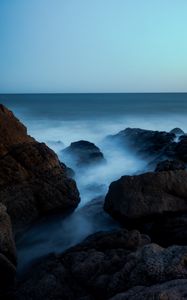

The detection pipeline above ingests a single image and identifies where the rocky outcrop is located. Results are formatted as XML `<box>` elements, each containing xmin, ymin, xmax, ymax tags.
<box><xmin>12</xmin><ymin>236</ymin><xmax>187</xmax><ymax>300</ymax></box>
<box><xmin>106</xmin><ymin>128</ymin><xmax>175</xmax><ymax>159</ymax></box>
<box><xmin>109</xmin><ymin>279</ymin><xmax>187</xmax><ymax>300</ymax></box>
<box><xmin>0</xmin><ymin>204</ymin><xmax>16</xmax><ymax>291</ymax></box>
<box><xmin>104</xmin><ymin>170</ymin><xmax>187</xmax><ymax>222</ymax></box>
<box><xmin>155</xmin><ymin>159</ymin><xmax>185</xmax><ymax>172</ymax></box>
<box><xmin>0</xmin><ymin>105</ymin><xmax>80</xmax><ymax>233</ymax></box>
<box><xmin>0</xmin><ymin>104</ymin><xmax>34</xmax><ymax>156</ymax></box>
<box><xmin>62</xmin><ymin>140</ymin><xmax>105</xmax><ymax>168</ymax></box>
<box><xmin>104</xmin><ymin>170</ymin><xmax>187</xmax><ymax>245</ymax></box>
<box><xmin>13</xmin><ymin>228</ymin><xmax>150</xmax><ymax>300</ymax></box>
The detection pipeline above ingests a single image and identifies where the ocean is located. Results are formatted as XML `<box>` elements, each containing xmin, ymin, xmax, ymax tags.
<box><xmin>1</xmin><ymin>92</ymin><xmax>187</xmax><ymax>274</ymax></box>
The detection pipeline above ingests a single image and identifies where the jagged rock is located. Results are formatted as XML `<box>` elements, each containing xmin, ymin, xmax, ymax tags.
<box><xmin>0</xmin><ymin>105</ymin><xmax>80</xmax><ymax>233</ymax></box>
<box><xmin>12</xmin><ymin>239</ymin><xmax>187</xmax><ymax>300</ymax></box>
<box><xmin>155</xmin><ymin>159</ymin><xmax>185</xmax><ymax>172</ymax></box>
<box><xmin>13</xmin><ymin>228</ymin><xmax>150</xmax><ymax>300</ymax></box>
<box><xmin>62</xmin><ymin>140</ymin><xmax>105</xmax><ymax>168</ymax></box>
<box><xmin>106</xmin><ymin>128</ymin><xmax>175</xmax><ymax>159</ymax></box>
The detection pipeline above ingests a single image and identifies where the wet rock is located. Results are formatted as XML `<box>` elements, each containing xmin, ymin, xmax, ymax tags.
<box><xmin>106</xmin><ymin>128</ymin><xmax>175</xmax><ymax>159</ymax></box>
<box><xmin>62</xmin><ymin>140</ymin><xmax>105</xmax><ymax>168</ymax></box>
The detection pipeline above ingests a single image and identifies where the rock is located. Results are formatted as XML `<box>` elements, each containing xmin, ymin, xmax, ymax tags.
<box><xmin>155</xmin><ymin>159</ymin><xmax>185</xmax><ymax>172</ymax></box>
<box><xmin>62</xmin><ymin>140</ymin><xmax>105</xmax><ymax>168</ymax></box>
<box><xmin>109</xmin><ymin>279</ymin><xmax>187</xmax><ymax>300</ymax></box>
<box><xmin>104</xmin><ymin>170</ymin><xmax>187</xmax><ymax>245</ymax></box>
<box><xmin>176</xmin><ymin>138</ymin><xmax>187</xmax><ymax>162</ymax></box>
<box><xmin>104</xmin><ymin>170</ymin><xmax>187</xmax><ymax>224</ymax></box>
<box><xmin>0</xmin><ymin>104</ymin><xmax>34</xmax><ymax>156</ymax></box>
<box><xmin>0</xmin><ymin>105</ymin><xmax>80</xmax><ymax>233</ymax></box>
<box><xmin>106</xmin><ymin>128</ymin><xmax>175</xmax><ymax>159</ymax></box>
<box><xmin>13</xmin><ymin>238</ymin><xmax>187</xmax><ymax>300</ymax></box>
<box><xmin>13</xmin><ymin>228</ymin><xmax>150</xmax><ymax>300</ymax></box>
<box><xmin>170</xmin><ymin>127</ymin><xmax>185</xmax><ymax>135</ymax></box>
<box><xmin>0</xmin><ymin>204</ymin><xmax>16</xmax><ymax>291</ymax></box>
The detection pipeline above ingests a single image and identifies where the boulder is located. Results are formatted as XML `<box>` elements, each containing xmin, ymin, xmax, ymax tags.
<box><xmin>12</xmin><ymin>236</ymin><xmax>187</xmax><ymax>300</ymax></box>
<box><xmin>62</xmin><ymin>140</ymin><xmax>105</xmax><ymax>168</ymax></box>
<box><xmin>13</xmin><ymin>228</ymin><xmax>150</xmax><ymax>300</ymax></box>
<box><xmin>106</xmin><ymin>128</ymin><xmax>175</xmax><ymax>159</ymax></box>
<box><xmin>0</xmin><ymin>105</ymin><xmax>80</xmax><ymax>233</ymax></box>
<box><xmin>104</xmin><ymin>170</ymin><xmax>187</xmax><ymax>224</ymax></box>
<box><xmin>104</xmin><ymin>170</ymin><xmax>187</xmax><ymax>245</ymax></box>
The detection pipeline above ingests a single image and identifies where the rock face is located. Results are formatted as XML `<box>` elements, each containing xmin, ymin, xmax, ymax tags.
<box><xmin>0</xmin><ymin>105</ymin><xmax>80</xmax><ymax>233</ymax></box>
<box><xmin>62</xmin><ymin>140</ymin><xmax>105</xmax><ymax>168</ymax></box>
<box><xmin>0</xmin><ymin>204</ymin><xmax>16</xmax><ymax>291</ymax></box>
<box><xmin>13</xmin><ymin>233</ymin><xmax>187</xmax><ymax>300</ymax></box>
<box><xmin>155</xmin><ymin>159</ymin><xmax>185</xmax><ymax>172</ymax></box>
<box><xmin>107</xmin><ymin>128</ymin><xmax>175</xmax><ymax>159</ymax></box>
<box><xmin>104</xmin><ymin>170</ymin><xmax>187</xmax><ymax>223</ymax></box>
<box><xmin>104</xmin><ymin>170</ymin><xmax>187</xmax><ymax>246</ymax></box>
<box><xmin>13</xmin><ymin>228</ymin><xmax>150</xmax><ymax>300</ymax></box>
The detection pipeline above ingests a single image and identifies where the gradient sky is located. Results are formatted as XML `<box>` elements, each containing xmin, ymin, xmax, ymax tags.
<box><xmin>0</xmin><ymin>0</ymin><xmax>187</xmax><ymax>93</ymax></box>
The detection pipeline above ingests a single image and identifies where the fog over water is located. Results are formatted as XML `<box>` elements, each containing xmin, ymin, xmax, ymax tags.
<box><xmin>1</xmin><ymin>93</ymin><xmax>187</xmax><ymax>274</ymax></box>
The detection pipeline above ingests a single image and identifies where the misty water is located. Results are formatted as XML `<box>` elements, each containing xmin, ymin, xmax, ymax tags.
<box><xmin>2</xmin><ymin>93</ymin><xmax>187</xmax><ymax>274</ymax></box>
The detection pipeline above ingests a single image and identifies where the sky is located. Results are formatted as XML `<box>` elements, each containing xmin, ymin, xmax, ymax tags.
<box><xmin>0</xmin><ymin>0</ymin><xmax>187</xmax><ymax>93</ymax></box>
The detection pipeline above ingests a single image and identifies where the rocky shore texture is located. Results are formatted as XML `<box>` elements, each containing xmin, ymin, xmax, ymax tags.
<box><xmin>0</xmin><ymin>105</ymin><xmax>80</xmax><ymax>296</ymax></box>
<box><xmin>2</xmin><ymin>104</ymin><xmax>187</xmax><ymax>299</ymax></box>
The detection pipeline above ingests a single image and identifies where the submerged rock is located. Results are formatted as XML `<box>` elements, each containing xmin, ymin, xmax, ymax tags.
<box><xmin>62</xmin><ymin>140</ymin><xmax>105</xmax><ymax>168</ymax></box>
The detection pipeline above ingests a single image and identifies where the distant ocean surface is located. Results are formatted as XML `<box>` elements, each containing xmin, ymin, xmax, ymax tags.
<box><xmin>1</xmin><ymin>93</ymin><xmax>187</xmax><ymax>147</ymax></box>
<box><xmin>1</xmin><ymin>92</ymin><xmax>187</xmax><ymax>273</ymax></box>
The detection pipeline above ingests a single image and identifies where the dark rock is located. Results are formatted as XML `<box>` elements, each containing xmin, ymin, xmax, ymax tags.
<box><xmin>176</xmin><ymin>138</ymin><xmax>187</xmax><ymax>162</ymax></box>
<box><xmin>13</xmin><ymin>228</ymin><xmax>150</xmax><ymax>300</ymax></box>
<box><xmin>104</xmin><ymin>170</ymin><xmax>187</xmax><ymax>223</ymax></box>
<box><xmin>104</xmin><ymin>170</ymin><xmax>187</xmax><ymax>246</ymax></box>
<box><xmin>155</xmin><ymin>159</ymin><xmax>185</xmax><ymax>172</ymax></box>
<box><xmin>0</xmin><ymin>105</ymin><xmax>80</xmax><ymax>233</ymax></box>
<box><xmin>106</xmin><ymin>128</ymin><xmax>175</xmax><ymax>159</ymax></box>
<box><xmin>109</xmin><ymin>279</ymin><xmax>187</xmax><ymax>300</ymax></box>
<box><xmin>62</xmin><ymin>140</ymin><xmax>105</xmax><ymax>168</ymax></box>
<box><xmin>0</xmin><ymin>204</ymin><xmax>16</xmax><ymax>291</ymax></box>
<box><xmin>12</xmin><ymin>236</ymin><xmax>187</xmax><ymax>300</ymax></box>
<box><xmin>170</xmin><ymin>127</ymin><xmax>185</xmax><ymax>135</ymax></box>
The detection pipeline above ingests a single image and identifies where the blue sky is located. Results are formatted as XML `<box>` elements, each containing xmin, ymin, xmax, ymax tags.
<box><xmin>0</xmin><ymin>0</ymin><xmax>187</xmax><ymax>93</ymax></box>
